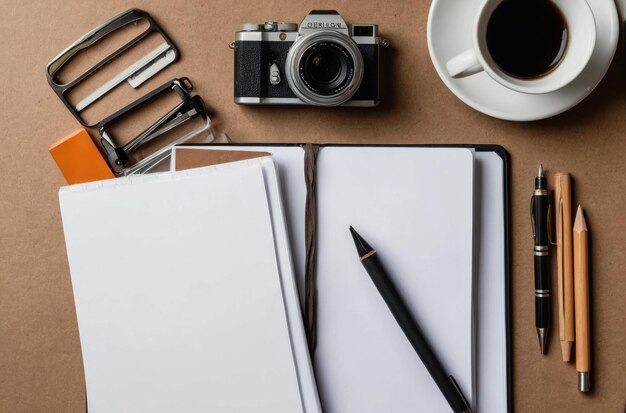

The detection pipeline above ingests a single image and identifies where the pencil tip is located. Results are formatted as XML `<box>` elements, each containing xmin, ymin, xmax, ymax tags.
<box><xmin>574</xmin><ymin>205</ymin><xmax>587</xmax><ymax>230</ymax></box>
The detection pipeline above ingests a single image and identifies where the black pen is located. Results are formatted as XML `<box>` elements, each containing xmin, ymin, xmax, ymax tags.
<box><xmin>531</xmin><ymin>163</ymin><xmax>550</xmax><ymax>354</ymax></box>
<box><xmin>349</xmin><ymin>226</ymin><xmax>472</xmax><ymax>413</ymax></box>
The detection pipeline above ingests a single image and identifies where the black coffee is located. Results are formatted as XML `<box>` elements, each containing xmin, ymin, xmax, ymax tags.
<box><xmin>486</xmin><ymin>0</ymin><xmax>568</xmax><ymax>79</ymax></box>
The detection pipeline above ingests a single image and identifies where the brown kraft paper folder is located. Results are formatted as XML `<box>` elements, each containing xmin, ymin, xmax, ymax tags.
<box><xmin>174</xmin><ymin>148</ymin><xmax>271</xmax><ymax>171</ymax></box>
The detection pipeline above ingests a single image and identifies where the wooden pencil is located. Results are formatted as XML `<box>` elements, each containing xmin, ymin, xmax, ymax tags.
<box><xmin>573</xmin><ymin>205</ymin><xmax>590</xmax><ymax>392</ymax></box>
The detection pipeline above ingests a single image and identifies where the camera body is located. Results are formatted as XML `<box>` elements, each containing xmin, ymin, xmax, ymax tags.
<box><xmin>233</xmin><ymin>11</ymin><xmax>381</xmax><ymax>106</ymax></box>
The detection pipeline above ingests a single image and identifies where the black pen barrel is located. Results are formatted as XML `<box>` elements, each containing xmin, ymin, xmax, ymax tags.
<box><xmin>534</xmin><ymin>255</ymin><xmax>550</xmax><ymax>328</ymax></box>
<box><xmin>532</xmin><ymin>168</ymin><xmax>550</xmax><ymax>354</ymax></box>
<box><xmin>533</xmin><ymin>191</ymin><xmax>550</xmax><ymax>328</ymax></box>
<box><xmin>362</xmin><ymin>255</ymin><xmax>469</xmax><ymax>413</ymax></box>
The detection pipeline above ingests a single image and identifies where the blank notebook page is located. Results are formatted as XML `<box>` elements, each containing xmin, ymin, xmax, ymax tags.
<box><xmin>59</xmin><ymin>164</ymin><xmax>303</xmax><ymax>412</ymax></box>
<box><xmin>315</xmin><ymin>147</ymin><xmax>474</xmax><ymax>413</ymax></box>
<box><xmin>474</xmin><ymin>151</ymin><xmax>507</xmax><ymax>412</ymax></box>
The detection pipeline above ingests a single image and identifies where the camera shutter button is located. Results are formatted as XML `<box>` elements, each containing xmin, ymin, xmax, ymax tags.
<box><xmin>270</xmin><ymin>63</ymin><xmax>281</xmax><ymax>85</ymax></box>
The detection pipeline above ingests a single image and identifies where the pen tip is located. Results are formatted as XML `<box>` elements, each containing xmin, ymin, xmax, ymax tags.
<box><xmin>537</xmin><ymin>328</ymin><xmax>548</xmax><ymax>355</ymax></box>
<box><xmin>538</xmin><ymin>163</ymin><xmax>544</xmax><ymax>177</ymax></box>
<box><xmin>349</xmin><ymin>225</ymin><xmax>358</xmax><ymax>240</ymax></box>
<box><xmin>349</xmin><ymin>226</ymin><xmax>373</xmax><ymax>256</ymax></box>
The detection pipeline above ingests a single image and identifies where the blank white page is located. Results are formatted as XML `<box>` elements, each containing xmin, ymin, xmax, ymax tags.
<box><xmin>172</xmin><ymin>146</ymin><xmax>307</xmax><ymax>300</ymax></box>
<box><xmin>474</xmin><ymin>151</ymin><xmax>508</xmax><ymax>412</ymax></box>
<box><xmin>255</xmin><ymin>157</ymin><xmax>323</xmax><ymax>413</ymax></box>
<box><xmin>59</xmin><ymin>164</ymin><xmax>303</xmax><ymax>412</ymax></box>
<box><xmin>315</xmin><ymin>147</ymin><xmax>474</xmax><ymax>413</ymax></box>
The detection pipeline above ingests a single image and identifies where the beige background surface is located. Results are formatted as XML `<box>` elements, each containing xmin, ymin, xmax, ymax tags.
<box><xmin>1</xmin><ymin>0</ymin><xmax>625</xmax><ymax>411</ymax></box>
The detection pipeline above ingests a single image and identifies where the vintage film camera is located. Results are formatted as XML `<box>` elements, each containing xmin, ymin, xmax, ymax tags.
<box><xmin>231</xmin><ymin>10</ymin><xmax>385</xmax><ymax>106</ymax></box>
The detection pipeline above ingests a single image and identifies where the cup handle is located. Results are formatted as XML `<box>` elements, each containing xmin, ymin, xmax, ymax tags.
<box><xmin>446</xmin><ymin>49</ymin><xmax>484</xmax><ymax>78</ymax></box>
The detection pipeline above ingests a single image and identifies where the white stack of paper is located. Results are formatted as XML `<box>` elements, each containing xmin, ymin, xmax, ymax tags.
<box><xmin>59</xmin><ymin>160</ymin><xmax>322</xmax><ymax>412</ymax></box>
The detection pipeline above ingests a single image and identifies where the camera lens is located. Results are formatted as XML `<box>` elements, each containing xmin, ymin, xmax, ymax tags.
<box><xmin>286</xmin><ymin>31</ymin><xmax>364</xmax><ymax>106</ymax></box>
<box><xmin>306</xmin><ymin>48</ymin><xmax>343</xmax><ymax>84</ymax></box>
<box><xmin>299</xmin><ymin>42</ymin><xmax>353</xmax><ymax>97</ymax></box>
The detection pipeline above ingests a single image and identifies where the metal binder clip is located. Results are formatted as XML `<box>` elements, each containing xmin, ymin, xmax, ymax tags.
<box><xmin>45</xmin><ymin>9</ymin><xmax>179</xmax><ymax>127</ymax></box>
<box><xmin>99</xmin><ymin>77</ymin><xmax>212</xmax><ymax>175</ymax></box>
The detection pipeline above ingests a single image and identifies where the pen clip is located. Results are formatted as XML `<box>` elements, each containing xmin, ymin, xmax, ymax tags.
<box><xmin>530</xmin><ymin>195</ymin><xmax>536</xmax><ymax>239</ymax></box>
<box><xmin>548</xmin><ymin>196</ymin><xmax>557</xmax><ymax>247</ymax></box>
<box><xmin>449</xmin><ymin>375</ymin><xmax>471</xmax><ymax>412</ymax></box>
<box><xmin>555</xmin><ymin>190</ymin><xmax>566</xmax><ymax>325</ymax></box>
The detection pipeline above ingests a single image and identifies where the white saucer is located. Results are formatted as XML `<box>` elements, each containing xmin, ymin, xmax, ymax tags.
<box><xmin>427</xmin><ymin>0</ymin><xmax>619</xmax><ymax>121</ymax></box>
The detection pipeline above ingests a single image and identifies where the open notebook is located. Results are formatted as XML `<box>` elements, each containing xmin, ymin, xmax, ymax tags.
<box><xmin>172</xmin><ymin>144</ymin><xmax>510</xmax><ymax>412</ymax></box>
<box><xmin>59</xmin><ymin>159</ymin><xmax>322</xmax><ymax>412</ymax></box>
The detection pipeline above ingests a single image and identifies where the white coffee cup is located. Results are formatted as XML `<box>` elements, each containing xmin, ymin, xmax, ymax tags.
<box><xmin>446</xmin><ymin>0</ymin><xmax>596</xmax><ymax>94</ymax></box>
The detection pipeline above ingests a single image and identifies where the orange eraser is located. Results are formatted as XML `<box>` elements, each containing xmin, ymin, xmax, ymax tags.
<box><xmin>49</xmin><ymin>128</ymin><xmax>115</xmax><ymax>185</ymax></box>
